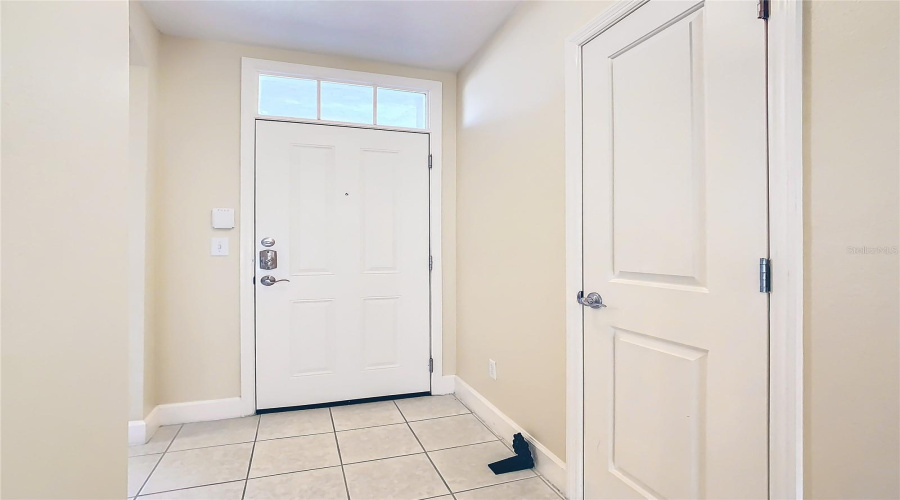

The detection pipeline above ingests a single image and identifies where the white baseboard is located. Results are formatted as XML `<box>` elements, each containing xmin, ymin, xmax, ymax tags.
<box><xmin>432</xmin><ymin>374</ymin><xmax>456</xmax><ymax>395</ymax></box>
<box><xmin>128</xmin><ymin>397</ymin><xmax>248</xmax><ymax>446</ymax></box>
<box><xmin>131</xmin><ymin>382</ymin><xmax>461</xmax><ymax>445</ymax></box>
<box><xmin>128</xmin><ymin>419</ymin><xmax>147</xmax><ymax>446</ymax></box>
<box><xmin>128</xmin><ymin>405</ymin><xmax>160</xmax><ymax>446</ymax></box>
<box><xmin>453</xmin><ymin>376</ymin><xmax>567</xmax><ymax>497</ymax></box>
<box><xmin>155</xmin><ymin>397</ymin><xmax>248</xmax><ymax>426</ymax></box>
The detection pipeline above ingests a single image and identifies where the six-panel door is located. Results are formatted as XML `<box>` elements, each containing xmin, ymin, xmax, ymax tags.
<box><xmin>255</xmin><ymin>120</ymin><xmax>431</xmax><ymax>409</ymax></box>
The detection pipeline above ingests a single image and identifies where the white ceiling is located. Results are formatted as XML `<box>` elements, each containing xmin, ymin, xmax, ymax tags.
<box><xmin>141</xmin><ymin>1</ymin><xmax>519</xmax><ymax>71</ymax></box>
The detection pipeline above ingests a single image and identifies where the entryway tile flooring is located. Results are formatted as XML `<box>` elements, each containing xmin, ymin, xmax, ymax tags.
<box><xmin>128</xmin><ymin>395</ymin><xmax>562</xmax><ymax>500</ymax></box>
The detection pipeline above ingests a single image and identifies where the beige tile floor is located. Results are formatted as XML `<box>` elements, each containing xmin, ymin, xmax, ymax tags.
<box><xmin>128</xmin><ymin>395</ymin><xmax>561</xmax><ymax>500</ymax></box>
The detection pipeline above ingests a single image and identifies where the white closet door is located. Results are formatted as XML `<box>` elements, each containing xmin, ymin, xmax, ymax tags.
<box><xmin>581</xmin><ymin>1</ymin><xmax>769</xmax><ymax>497</ymax></box>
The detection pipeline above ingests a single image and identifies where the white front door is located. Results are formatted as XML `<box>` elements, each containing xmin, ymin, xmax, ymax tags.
<box><xmin>255</xmin><ymin>120</ymin><xmax>431</xmax><ymax>410</ymax></box>
<box><xmin>581</xmin><ymin>1</ymin><xmax>769</xmax><ymax>498</ymax></box>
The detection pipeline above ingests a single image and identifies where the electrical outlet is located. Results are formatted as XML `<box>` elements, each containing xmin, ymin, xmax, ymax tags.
<box><xmin>489</xmin><ymin>359</ymin><xmax>497</xmax><ymax>380</ymax></box>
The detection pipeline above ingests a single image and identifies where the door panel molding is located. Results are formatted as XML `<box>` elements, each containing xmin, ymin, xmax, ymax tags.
<box><xmin>564</xmin><ymin>0</ymin><xmax>804</xmax><ymax>498</ymax></box>
<box><xmin>255</xmin><ymin>120</ymin><xmax>431</xmax><ymax>409</ymax></box>
<box><xmin>240</xmin><ymin>59</ymin><xmax>449</xmax><ymax>415</ymax></box>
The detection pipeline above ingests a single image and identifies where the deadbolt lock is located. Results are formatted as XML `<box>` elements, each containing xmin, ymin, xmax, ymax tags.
<box><xmin>259</xmin><ymin>249</ymin><xmax>277</xmax><ymax>270</ymax></box>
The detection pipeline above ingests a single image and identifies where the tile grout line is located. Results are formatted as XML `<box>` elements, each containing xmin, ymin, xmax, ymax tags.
<box><xmin>137</xmin><ymin>479</ymin><xmax>245</xmax><ymax>498</ymax></box>
<box><xmin>404</xmin><ymin>412</ymin><xmax>477</xmax><ymax>425</ymax></box>
<box><xmin>451</xmin><ymin>476</ymin><xmax>545</xmax><ymax>496</ymax></box>
<box><xmin>139</xmin><ymin>467</ymin><xmax>346</xmax><ymax>498</ymax></box>
<box><xmin>136</xmin><ymin>404</ymin><xmax>473</xmax><ymax>455</ymax></box>
<box><xmin>240</xmin><ymin>416</ymin><xmax>262</xmax><ymax>500</ymax></box>
<box><xmin>329</xmin><ymin>407</ymin><xmax>352</xmax><ymax>500</ymax></box>
<box><xmin>162</xmin><ymin>439</ymin><xmax>257</xmax><ymax>454</ymax></box>
<box><xmin>134</xmin><ymin>424</ymin><xmax>184</xmax><ymax>498</ymax></box>
<box><xmin>144</xmin><ymin>428</ymin><xmax>328</xmax><ymax>455</ymax></box>
<box><xmin>330</xmin><ymin>410</ymin><xmax>466</xmax><ymax>433</ymax></box>
<box><xmin>334</xmin><ymin>420</ymin><xmax>409</xmax><ymax>434</ymax></box>
<box><xmin>139</xmin><ymin>448</ymin><xmax>476</xmax><ymax>497</ymax></box>
<box><xmin>534</xmin><ymin>473</ymin><xmax>565</xmax><ymax>500</ymax></box>
<box><xmin>400</xmin><ymin>397</ymin><xmax>498</xmax><ymax>452</ymax></box>
<box><xmin>420</xmin><ymin>494</ymin><xmax>456</xmax><ymax>500</ymax></box>
<box><xmin>395</xmin><ymin>403</ymin><xmax>472</xmax><ymax>424</ymax></box>
<box><xmin>414</xmin><ymin>438</ymin><xmax>499</xmax><ymax>454</ymax></box>
<box><xmin>138</xmin><ymin>467</ymin><xmax>543</xmax><ymax>500</ymax></box>
<box><xmin>445</xmin><ymin>397</ymin><xmax>518</xmax><ymax>455</ymax></box>
<box><xmin>395</xmin><ymin>400</ymin><xmax>454</xmax><ymax>497</ymax></box>
<box><xmin>453</xmin><ymin>397</ymin><xmax>520</xmax><ymax>455</ymax></box>
<box><xmin>235</xmin><ymin>442</ymin><xmax>494</xmax><ymax>479</ymax></box>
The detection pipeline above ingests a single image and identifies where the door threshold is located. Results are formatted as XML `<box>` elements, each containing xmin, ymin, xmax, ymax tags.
<box><xmin>256</xmin><ymin>391</ymin><xmax>431</xmax><ymax>414</ymax></box>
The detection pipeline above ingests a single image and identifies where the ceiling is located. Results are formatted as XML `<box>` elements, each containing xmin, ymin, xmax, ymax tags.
<box><xmin>141</xmin><ymin>1</ymin><xmax>519</xmax><ymax>72</ymax></box>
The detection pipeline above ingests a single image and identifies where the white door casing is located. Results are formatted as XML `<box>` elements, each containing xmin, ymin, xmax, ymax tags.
<box><xmin>255</xmin><ymin>120</ymin><xmax>431</xmax><ymax>409</ymax></box>
<box><xmin>580</xmin><ymin>1</ymin><xmax>769</xmax><ymax>498</ymax></box>
<box><xmin>240</xmin><ymin>60</ymin><xmax>448</xmax><ymax>418</ymax></box>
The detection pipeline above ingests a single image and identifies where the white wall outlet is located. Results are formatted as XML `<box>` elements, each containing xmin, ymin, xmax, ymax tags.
<box><xmin>211</xmin><ymin>237</ymin><xmax>229</xmax><ymax>256</ymax></box>
<box><xmin>489</xmin><ymin>359</ymin><xmax>497</xmax><ymax>380</ymax></box>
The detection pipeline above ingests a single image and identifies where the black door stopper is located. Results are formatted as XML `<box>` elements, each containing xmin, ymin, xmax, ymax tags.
<box><xmin>488</xmin><ymin>433</ymin><xmax>534</xmax><ymax>474</ymax></box>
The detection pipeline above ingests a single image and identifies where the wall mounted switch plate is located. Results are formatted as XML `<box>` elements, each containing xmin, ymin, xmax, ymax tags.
<box><xmin>211</xmin><ymin>237</ymin><xmax>229</xmax><ymax>256</ymax></box>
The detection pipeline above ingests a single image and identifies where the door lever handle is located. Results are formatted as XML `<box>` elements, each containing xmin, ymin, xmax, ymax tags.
<box><xmin>577</xmin><ymin>290</ymin><xmax>607</xmax><ymax>309</ymax></box>
<box><xmin>260</xmin><ymin>275</ymin><xmax>290</xmax><ymax>286</ymax></box>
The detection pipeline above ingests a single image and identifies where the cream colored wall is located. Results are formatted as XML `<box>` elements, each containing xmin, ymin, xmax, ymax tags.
<box><xmin>130</xmin><ymin>0</ymin><xmax>162</xmax><ymax>422</ymax></box>
<box><xmin>1</xmin><ymin>1</ymin><xmax>130</xmax><ymax>497</ymax></box>
<box><xmin>129</xmin><ymin>64</ymin><xmax>149</xmax><ymax>422</ymax></box>
<box><xmin>803</xmin><ymin>1</ymin><xmax>900</xmax><ymax>497</ymax></box>
<box><xmin>152</xmin><ymin>36</ymin><xmax>457</xmax><ymax>405</ymax></box>
<box><xmin>456</xmin><ymin>1</ymin><xmax>611</xmax><ymax>460</ymax></box>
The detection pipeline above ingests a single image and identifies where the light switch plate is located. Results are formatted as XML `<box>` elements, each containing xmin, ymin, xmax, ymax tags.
<box><xmin>211</xmin><ymin>208</ymin><xmax>235</xmax><ymax>229</ymax></box>
<box><xmin>211</xmin><ymin>237</ymin><xmax>229</xmax><ymax>256</ymax></box>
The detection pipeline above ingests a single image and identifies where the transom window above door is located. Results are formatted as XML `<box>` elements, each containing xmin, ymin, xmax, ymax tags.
<box><xmin>258</xmin><ymin>74</ymin><xmax>427</xmax><ymax>129</ymax></box>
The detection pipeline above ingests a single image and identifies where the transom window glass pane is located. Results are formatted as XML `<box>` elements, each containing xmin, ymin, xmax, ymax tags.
<box><xmin>376</xmin><ymin>88</ymin><xmax>427</xmax><ymax>129</ymax></box>
<box><xmin>320</xmin><ymin>81</ymin><xmax>374</xmax><ymax>125</ymax></box>
<box><xmin>258</xmin><ymin>75</ymin><xmax>317</xmax><ymax>119</ymax></box>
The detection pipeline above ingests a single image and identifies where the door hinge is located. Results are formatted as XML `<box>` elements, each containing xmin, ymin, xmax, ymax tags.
<box><xmin>757</xmin><ymin>0</ymin><xmax>770</xmax><ymax>20</ymax></box>
<box><xmin>429</xmin><ymin>255</ymin><xmax>433</xmax><ymax>271</ymax></box>
<box><xmin>429</xmin><ymin>358</ymin><xmax>434</xmax><ymax>373</ymax></box>
<box><xmin>428</xmin><ymin>154</ymin><xmax>433</xmax><ymax>169</ymax></box>
<box><xmin>759</xmin><ymin>258</ymin><xmax>771</xmax><ymax>293</ymax></box>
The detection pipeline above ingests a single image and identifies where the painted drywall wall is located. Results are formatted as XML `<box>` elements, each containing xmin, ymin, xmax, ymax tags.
<box><xmin>130</xmin><ymin>63</ymin><xmax>149</xmax><ymax>422</ymax></box>
<box><xmin>129</xmin><ymin>0</ymin><xmax>162</xmax><ymax>423</ymax></box>
<box><xmin>152</xmin><ymin>36</ymin><xmax>457</xmax><ymax>405</ymax></box>
<box><xmin>128</xmin><ymin>0</ymin><xmax>160</xmax><ymax>420</ymax></box>
<box><xmin>804</xmin><ymin>1</ymin><xmax>900</xmax><ymax>497</ymax></box>
<box><xmin>456</xmin><ymin>1</ymin><xmax>611</xmax><ymax>460</ymax></box>
<box><xmin>1</xmin><ymin>1</ymin><xmax>130</xmax><ymax>497</ymax></box>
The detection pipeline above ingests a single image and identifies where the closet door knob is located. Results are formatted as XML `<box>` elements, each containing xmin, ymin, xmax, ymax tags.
<box><xmin>576</xmin><ymin>291</ymin><xmax>607</xmax><ymax>309</ymax></box>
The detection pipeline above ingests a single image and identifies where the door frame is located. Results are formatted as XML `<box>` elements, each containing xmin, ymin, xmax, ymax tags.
<box><xmin>239</xmin><ymin>57</ymin><xmax>449</xmax><ymax>416</ymax></box>
<box><xmin>563</xmin><ymin>1</ymin><xmax>804</xmax><ymax>498</ymax></box>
